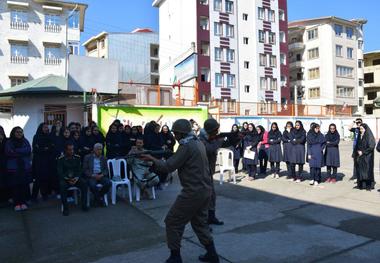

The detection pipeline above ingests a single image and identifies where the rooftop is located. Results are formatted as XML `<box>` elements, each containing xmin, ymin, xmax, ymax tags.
<box><xmin>289</xmin><ymin>16</ymin><xmax>367</xmax><ymax>28</ymax></box>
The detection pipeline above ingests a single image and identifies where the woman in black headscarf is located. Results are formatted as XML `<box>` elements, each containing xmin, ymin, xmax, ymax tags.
<box><xmin>144</xmin><ymin>121</ymin><xmax>164</xmax><ymax>151</ymax></box>
<box><xmin>324</xmin><ymin>123</ymin><xmax>340</xmax><ymax>183</ymax></box>
<box><xmin>130</xmin><ymin>126</ymin><xmax>139</xmax><ymax>146</ymax></box>
<box><xmin>106</xmin><ymin>123</ymin><xmax>123</xmax><ymax>159</ymax></box>
<box><xmin>161</xmin><ymin>125</ymin><xmax>176</xmax><ymax>152</ymax></box>
<box><xmin>31</xmin><ymin>123</ymin><xmax>53</xmax><ymax>201</ymax></box>
<box><xmin>268</xmin><ymin>122</ymin><xmax>282</xmax><ymax>178</ymax></box>
<box><xmin>79</xmin><ymin>126</ymin><xmax>95</xmax><ymax>159</ymax></box>
<box><xmin>307</xmin><ymin>123</ymin><xmax>326</xmax><ymax>186</ymax></box>
<box><xmin>92</xmin><ymin>126</ymin><xmax>105</xmax><ymax>147</ymax></box>
<box><xmin>230</xmin><ymin>124</ymin><xmax>242</xmax><ymax>174</ymax></box>
<box><xmin>5</xmin><ymin>127</ymin><xmax>32</xmax><ymax>211</ymax></box>
<box><xmin>289</xmin><ymin>120</ymin><xmax>306</xmax><ymax>182</ymax></box>
<box><xmin>243</xmin><ymin>123</ymin><xmax>260</xmax><ymax>180</ymax></box>
<box><xmin>72</xmin><ymin>131</ymin><xmax>81</xmax><ymax>155</ymax></box>
<box><xmin>256</xmin><ymin>125</ymin><xmax>268</xmax><ymax>176</ymax></box>
<box><xmin>354</xmin><ymin>123</ymin><xmax>376</xmax><ymax>190</ymax></box>
<box><xmin>0</xmin><ymin>126</ymin><xmax>9</xmax><ymax>203</ymax></box>
<box><xmin>282</xmin><ymin>121</ymin><xmax>294</xmax><ymax>179</ymax></box>
<box><xmin>241</xmin><ymin>122</ymin><xmax>249</xmax><ymax>171</ymax></box>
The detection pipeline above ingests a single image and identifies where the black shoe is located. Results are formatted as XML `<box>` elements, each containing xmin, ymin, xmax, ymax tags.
<box><xmin>199</xmin><ymin>243</ymin><xmax>220</xmax><ymax>263</ymax></box>
<box><xmin>166</xmin><ymin>250</ymin><xmax>182</xmax><ymax>263</ymax></box>
<box><xmin>208</xmin><ymin>217</ymin><xmax>224</xmax><ymax>225</ymax></box>
<box><xmin>62</xmin><ymin>207</ymin><xmax>69</xmax><ymax>216</ymax></box>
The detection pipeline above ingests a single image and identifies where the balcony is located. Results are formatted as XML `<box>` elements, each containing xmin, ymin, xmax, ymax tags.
<box><xmin>45</xmin><ymin>24</ymin><xmax>62</xmax><ymax>33</ymax></box>
<box><xmin>289</xmin><ymin>42</ymin><xmax>305</xmax><ymax>51</ymax></box>
<box><xmin>289</xmin><ymin>60</ymin><xmax>303</xmax><ymax>68</ymax></box>
<box><xmin>45</xmin><ymin>57</ymin><xmax>62</xmax><ymax>65</ymax></box>
<box><xmin>10</xmin><ymin>56</ymin><xmax>28</xmax><ymax>64</ymax></box>
<box><xmin>10</xmin><ymin>21</ymin><xmax>29</xmax><ymax>30</ymax></box>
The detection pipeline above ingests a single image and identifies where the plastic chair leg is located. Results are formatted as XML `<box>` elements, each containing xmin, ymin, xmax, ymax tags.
<box><xmin>220</xmin><ymin>171</ymin><xmax>224</xmax><ymax>185</ymax></box>
<box><xmin>152</xmin><ymin>187</ymin><xmax>156</xmax><ymax>200</ymax></box>
<box><xmin>135</xmin><ymin>185</ymin><xmax>141</xmax><ymax>202</ymax></box>
<box><xmin>111</xmin><ymin>183</ymin><xmax>117</xmax><ymax>205</ymax></box>
<box><xmin>127</xmin><ymin>182</ymin><xmax>132</xmax><ymax>203</ymax></box>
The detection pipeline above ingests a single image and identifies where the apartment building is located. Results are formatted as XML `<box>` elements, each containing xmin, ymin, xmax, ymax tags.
<box><xmin>363</xmin><ymin>51</ymin><xmax>380</xmax><ymax>116</ymax></box>
<box><xmin>153</xmin><ymin>0</ymin><xmax>289</xmax><ymax>115</ymax></box>
<box><xmin>0</xmin><ymin>0</ymin><xmax>87</xmax><ymax>91</ymax></box>
<box><xmin>288</xmin><ymin>17</ymin><xmax>366</xmax><ymax>114</ymax></box>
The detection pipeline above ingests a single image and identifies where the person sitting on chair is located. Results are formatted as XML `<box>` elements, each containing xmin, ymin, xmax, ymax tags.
<box><xmin>127</xmin><ymin>136</ymin><xmax>159</xmax><ymax>199</ymax></box>
<box><xmin>83</xmin><ymin>143</ymin><xmax>111</xmax><ymax>207</ymax></box>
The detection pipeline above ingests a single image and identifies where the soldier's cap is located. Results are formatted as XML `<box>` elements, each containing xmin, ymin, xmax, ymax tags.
<box><xmin>172</xmin><ymin>119</ymin><xmax>192</xmax><ymax>134</ymax></box>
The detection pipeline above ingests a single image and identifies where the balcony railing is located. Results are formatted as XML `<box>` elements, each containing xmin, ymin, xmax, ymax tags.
<box><xmin>45</xmin><ymin>24</ymin><xmax>62</xmax><ymax>33</ymax></box>
<box><xmin>10</xmin><ymin>21</ymin><xmax>29</xmax><ymax>30</ymax></box>
<box><xmin>10</xmin><ymin>56</ymin><xmax>29</xmax><ymax>64</ymax></box>
<box><xmin>45</xmin><ymin>57</ymin><xmax>62</xmax><ymax>65</ymax></box>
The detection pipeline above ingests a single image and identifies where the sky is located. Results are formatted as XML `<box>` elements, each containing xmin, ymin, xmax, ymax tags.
<box><xmin>81</xmin><ymin>0</ymin><xmax>379</xmax><ymax>52</ymax></box>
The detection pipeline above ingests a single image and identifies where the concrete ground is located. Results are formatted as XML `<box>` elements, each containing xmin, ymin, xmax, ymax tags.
<box><xmin>1</xmin><ymin>141</ymin><xmax>380</xmax><ymax>263</ymax></box>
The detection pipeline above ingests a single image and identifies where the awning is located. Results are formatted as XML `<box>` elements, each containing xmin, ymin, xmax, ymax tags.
<box><xmin>7</xmin><ymin>36</ymin><xmax>29</xmax><ymax>44</ymax></box>
<box><xmin>42</xmin><ymin>40</ymin><xmax>62</xmax><ymax>46</ymax></box>
<box><xmin>7</xmin><ymin>1</ymin><xmax>29</xmax><ymax>8</ymax></box>
<box><xmin>42</xmin><ymin>5</ymin><xmax>63</xmax><ymax>12</ymax></box>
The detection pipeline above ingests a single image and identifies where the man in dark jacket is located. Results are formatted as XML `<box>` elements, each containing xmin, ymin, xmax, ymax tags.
<box><xmin>142</xmin><ymin>119</ymin><xmax>219</xmax><ymax>263</ymax></box>
<box><xmin>199</xmin><ymin>118</ymin><xmax>229</xmax><ymax>226</ymax></box>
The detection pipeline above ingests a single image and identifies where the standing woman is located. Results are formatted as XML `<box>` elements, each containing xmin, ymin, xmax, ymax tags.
<box><xmin>72</xmin><ymin>131</ymin><xmax>81</xmax><ymax>155</ymax></box>
<box><xmin>282</xmin><ymin>122</ymin><xmax>294</xmax><ymax>179</ymax></box>
<box><xmin>79</xmin><ymin>127</ymin><xmax>95</xmax><ymax>159</ymax></box>
<box><xmin>31</xmin><ymin>123</ymin><xmax>53</xmax><ymax>201</ymax></box>
<box><xmin>243</xmin><ymin>124</ymin><xmax>260</xmax><ymax>180</ymax></box>
<box><xmin>230</xmin><ymin>124</ymin><xmax>242</xmax><ymax>174</ymax></box>
<box><xmin>241</xmin><ymin>122</ymin><xmax>249</xmax><ymax>171</ymax></box>
<box><xmin>307</xmin><ymin>123</ymin><xmax>326</xmax><ymax>186</ymax></box>
<box><xmin>325</xmin><ymin>124</ymin><xmax>340</xmax><ymax>183</ymax></box>
<box><xmin>354</xmin><ymin>123</ymin><xmax>376</xmax><ymax>190</ymax></box>
<box><xmin>106</xmin><ymin>124</ymin><xmax>123</xmax><ymax>159</ymax></box>
<box><xmin>161</xmin><ymin>125</ymin><xmax>176</xmax><ymax>152</ymax></box>
<box><xmin>289</xmin><ymin>120</ymin><xmax>306</xmax><ymax>182</ymax></box>
<box><xmin>0</xmin><ymin>126</ymin><xmax>9</xmax><ymax>203</ymax></box>
<box><xmin>5</xmin><ymin>127</ymin><xmax>32</xmax><ymax>211</ymax></box>
<box><xmin>257</xmin><ymin>125</ymin><xmax>269</xmax><ymax>176</ymax></box>
<box><xmin>268</xmin><ymin>122</ymin><xmax>282</xmax><ymax>179</ymax></box>
<box><xmin>92</xmin><ymin>126</ymin><xmax>105</xmax><ymax>147</ymax></box>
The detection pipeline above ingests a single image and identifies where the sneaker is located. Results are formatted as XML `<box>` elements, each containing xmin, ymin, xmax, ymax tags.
<box><xmin>295</xmin><ymin>179</ymin><xmax>301</xmax><ymax>183</ymax></box>
<box><xmin>309</xmin><ymin>180</ymin><xmax>315</xmax><ymax>185</ymax></box>
<box><xmin>271</xmin><ymin>174</ymin><xmax>276</xmax><ymax>179</ymax></box>
<box><xmin>330</xmin><ymin>178</ymin><xmax>337</xmax><ymax>183</ymax></box>
<box><xmin>248</xmin><ymin>176</ymin><xmax>255</xmax><ymax>181</ymax></box>
<box><xmin>20</xmin><ymin>204</ymin><xmax>28</xmax><ymax>211</ymax></box>
<box><xmin>313</xmin><ymin>181</ymin><xmax>319</xmax><ymax>186</ymax></box>
<box><xmin>275</xmin><ymin>174</ymin><xmax>280</xmax><ymax>179</ymax></box>
<box><xmin>326</xmin><ymin>178</ymin><xmax>331</xmax><ymax>183</ymax></box>
<box><xmin>14</xmin><ymin>205</ymin><xmax>22</xmax><ymax>212</ymax></box>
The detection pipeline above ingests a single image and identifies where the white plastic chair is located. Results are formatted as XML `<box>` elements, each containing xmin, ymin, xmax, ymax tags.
<box><xmin>107</xmin><ymin>159</ymin><xmax>132</xmax><ymax>204</ymax></box>
<box><xmin>217</xmin><ymin>148</ymin><xmax>236</xmax><ymax>185</ymax></box>
<box><xmin>87</xmin><ymin>184</ymin><xmax>109</xmax><ymax>207</ymax></box>
<box><xmin>134</xmin><ymin>182</ymin><xmax>156</xmax><ymax>202</ymax></box>
<box><xmin>61</xmin><ymin>186</ymin><xmax>80</xmax><ymax>211</ymax></box>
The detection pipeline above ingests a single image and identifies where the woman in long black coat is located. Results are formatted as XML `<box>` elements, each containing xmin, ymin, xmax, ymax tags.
<box><xmin>354</xmin><ymin>123</ymin><xmax>376</xmax><ymax>190</ymax></box>
<box><xmin>282</xmin><ymin>121</ymin><xmax>293</xmax><ymax>179</ymax></box>
<box><xmin>161</xmin><ymin>125</ymin><xmax>176</xmax><ymax>152</ymax></box>
<box><xmin>307</xmin><ymin>123</ymin><xmax>326</xmax><ymax>186</ymax></box>
<box><xmin>92</xmin><ymin>126</ymin><xmax>105</xmax><ymax>146</ymax></box>
<box><xmin>243</xmin><ymin>124</ymin><xmax>260</xmax><ymax>180</ymax></box>
<box><xmin>325</xmin><ymin>123</ymin><xmax>340</xmax><ymax>183</ymax></box>
<box><xmin>257</xmin><ymin>125</ymin><xmax>268</xmax><ymax>175</ymax></box>
<box><xmin>0</xmin><ymin>126</ymin><xmax>9</xmax><ymax>203</ymax></box>
<box><xmin>79</xmin><ymin>127</ymin><xmax>95</xmax><ymax>159</ymax></box>
<box><xmin>31</xmin><ymin>123</ymin><xmax>54</xmax><ymax>201</ymax></box>
<box><xmin>106</xmin><ymin>124</ymin><xmax>124</xmax><ymax>159</ymax></box>
<box><xmin>289</xmin><ymin>120</ymin><xmax>306</xmax><ymax>182</ymax></box>
<box><xmin>268</xmin><ymin>122</ymin><xmax>282</xmax><ymax>178</ymax></box>
<box><xmin>229</xmin><ymin>124</ymin><xmax>242</xmax><ymax>174</ymax></box>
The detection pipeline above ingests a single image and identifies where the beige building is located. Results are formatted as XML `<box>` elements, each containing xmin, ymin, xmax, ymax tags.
<box><xmin>0</xmin><ymin>0</ymin><xmax>87</xmax><ymax>91</ymax></box>
<box><xmin>288</xmin><ymin>17</ymin><xmax>366</xmax><ymax>115</ymax></box>
<box><xmin>363</xmin><ymin>51</ymin><xmax>380</xmax><ymax>116</ymax></box>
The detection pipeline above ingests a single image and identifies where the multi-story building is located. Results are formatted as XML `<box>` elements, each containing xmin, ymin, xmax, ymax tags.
<box><xmin>288</xmin><ymin>17</ymin><xmax>366</xmax><ymax>114</ymax></box>
<box><xmin>0</xmin><ymin>0</ymin><xmax>87</xmax><ymax>90</ymax></box>
<box><xmin>83</xmin><ymin>29</ymin><xmax>160</xmax><ymax>85</ymax></box>
<box><xmin>363</xmin><ymin>51</ymin><xmax>380</xmax><ymax>116</ymax></box>
<box><xmin>153</xmin><ymin>0</ymin><xmax>289</xmax><ymax>115</ymax></box>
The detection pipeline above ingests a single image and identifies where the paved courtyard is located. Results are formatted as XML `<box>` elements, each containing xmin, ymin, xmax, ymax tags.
<box><xmin>1</xmin><ymin>141</ymin><xmax>380</xmax><ymax>263</ymax></box>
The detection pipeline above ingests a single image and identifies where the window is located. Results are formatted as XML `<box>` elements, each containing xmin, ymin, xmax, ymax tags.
<box><xmin>268</xmin><ymin>32</ymin><xmax>276</xmax><ymax>44</ymax></box>
<box><xmin>280</xmin><ymin>53</ymin><xmax>286</xmax><ymax>65</ymax></box>
<box><xmin>200</xmin><ymin>16</ymin><xmax>209</xmax><ymax>30</ymax></box>
<box><xmin>226</xmin><ymin>25</ymin><xmax>234</xmax><ymax>38</ymax></box>
<box><xmin>358</xmin><ymin>40</ymin><xmax>364</xmax><ymax>49</ymax></box>
<box><xmin>259</xmin><ymin>54</ymin><xmax>267</xmax><ymax>66</ymax></box>
<box><xmin>270</xmin><ymin>55</ymin><xmax>276</xmax><ymax>68</ymax></box>
<box><xmin>243</xmin><ymin>13</ymin><xmax>248</xmax><ymax>21</ymax></box>
<box><xmin>10</xmin><ymin>44</ymin><xmax>28</xmax><ymax>63</ymax></box>
<box><xmin>10</xmin><ymin>10</ymin><xmax>28</xmax><ymax>29</ymax></box>
<box><xmin>268</xmin><ymin>10</ymin><xmax>275</xmax><ymax>22</ymax></box>
<box><xmin>201</xmin><ymin>42</ymin><xmax>210</xmax><ymax>56</ymax></box>
<box><xmin>258</xmin><ymin>7</ymin><xmax>265</xmax><ymax>20</ymax></box>
<box><xmin>201</xmin><ymin>68</ymin><xmax>210</xmax><ymax>82</ymax></box>
<box><xmin>68</xmin><ymin>10</ymin><xmax>79</xmax><ymax>29</ymax></box>
<box><xmin>244</xmin><ymin>85</ymin><xmax>250</xmax><ymax>93</ymax></box>
<box><xmin>309</xmin><ymin>87</ymin><xmax>320</xmax><ymax>99</ymax></box>
<box><xmin>244</xmin><ymin>61</ymin><xmax>249</xmax><ymax>69</ymax></box>
<box><xmin>336</xmin><ymin>66</ymin><xmax>354</xmax><ymax>78</ymax></box>
<box><xmin>260</xmin><ymin>77</ymin><xmax>267</xmax><ymax>90</ymax></box>
<box><xmin>215</xmin><ymin>73</ymin><xmax>223</xmax><ymax>86</ymax></box>
<box><xmin>100</xmin><ymin>39</ymin><xmax>105</xmax><ymax>49</ymax></box>
<box><xmin>214</xmin><ymin>22</ymin><xmax>223</xmax><ymax>36</ymax></box>
<box><xmin>243</xmin><ymin>37</ymin><xmax>249</xmax><ymax>44</ymax></box>
<box><xmin>359</xmin><ymin>79</ymin><xmax>364</xmax><ymax>87</ymax></box>
<box><xmin>308</xmin><ymin>48</ymin><xmax>319</xmax><ymax>60</ymax></box>
<box><xmin>347</xmin><ymin>47</ymin><xmax>353</xmax><ymax>59</ymax></box>
<box><xmin>227</xmin><ymin>49</ymin><xmax>235</xmax><ymax>62</ymax></box>
<box><xmin>200</xmin><ymin>0</ymin><xmax>208</xmax><ymax>5</ymax></box>
<box><xmin>368</xmin><ymin>91</ymin><xmax>377</xmax><ymax>100</ymax></box>
<box><xmin>270</xmin><ymin>78</ymin><xmax>277</xmax><ymax>90</ymax></box>
<box><xmin>307</xmin><ymin>28</ymin><xmax>318</xmax><ymax>40</ymax></box>
<box><xmin>336</xmin><ymin>45</ymin><xmax>342</xmax><ymax>57</ymax></box>
<box><xmin>215</xmin><ymin>47</ymin><xmax>222</xmax><ymax>61</ymax></box>
<box><xmin>279</xmin><ymin>31</ymin><xmax>286</xmax><ymax>43</ymax></box>
<box><xmin>225</xmin><ymin>0</ymin><xmax>234</xmax><ymax>13</ymax></box>
<box><xmin>334</xmin><ymin>24</ymin><xmax>343</xmax><ymax>37</ymax></box>
<box><xmin>358</xmin><ymin>59</ymin><xmax>363</xmax><ymax>68</ymax></box>
<box><xmin>259</xmin><ymin>30</ymin><xmax>265</xmax><ymax>43</ymax></box>
<box><xmin>214</xmin><ymin>0</ymin><xmax>222</xmax><ymax>11</ymax></box>
<box><xmin>10</xmin><ymin>76</ymin><xmax>28</xmax><ymax>87</ymax></box>
<box><xmin>45</xmin><ymin>14</ymin><xmax>61</xmax><ymax>32</ymax></box>
<box><xmin>308</xmin><ymin>68</ymin><xmax>320</xmax><ymax>80</ymax></box>
<box><xmin>336</xmin><ymin>86</ymin><xmax>354</xmax><ymax>98</ymax></box>
<box><xmin>279</xmin><ymin>9</ymin><xmax>285</xmax><ymax>21</ymax></box>
<box><xmin>68</xmin><ymin>41</ymin><xmax>80</xmax><ymax>55</ymax></box>
<box><xmin>373</xmin><ymin>59</ymin><xmax>380</xmax><ymax>66</ymax></box>
<box><xmin>346</xmin><ymin>27</ymin><xmax>354</xmax><ymax>39</ymax></box>
<box><xmin>45</xmin><ymin>46</ymin><xmax>61</xmax><ymax>65</ymax></box>
<box><xmin>364</xmin><ymin>73</ymin><xmax>374</xmax><ymax>83</ymax></box>
<box><xmin>227</xmin><ymin>74</ymin><xmax>235</xmax><ymax>87</ymax></box>
<box><xmin>281</xmin><ymin>75</ymin><xmax>287</xmax><ymax>86</ymax></box>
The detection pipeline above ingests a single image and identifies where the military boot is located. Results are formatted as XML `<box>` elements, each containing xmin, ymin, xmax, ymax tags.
<box><xmin>208</xmin><ymin>210</ymin><xmax>224</xmax><ymax>225</ymax></box>
<box><xmin>166</xmin><ymin>250</ymin><xmax>182</xmax><ymax>263</ymax></box>
<box><xmin>199</xmin><ymin>242</ymin><xmax>220</xmax><ymax>263</ymax></box>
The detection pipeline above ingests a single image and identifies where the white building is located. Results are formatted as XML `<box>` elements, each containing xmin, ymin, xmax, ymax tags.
<box><xmin>153</xmin><ymin>0</ymin><xmax>289</xmax><ymax>115</ymax></box>
<box><xmin>363</xmin><ymin>51</ymin><xmax>380</xmax><ymax>116</ymax></box>
<box><xmin>288</xmin><ymin>17</ymin><xmax>366</xmax><ymax>115</ymax></box>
